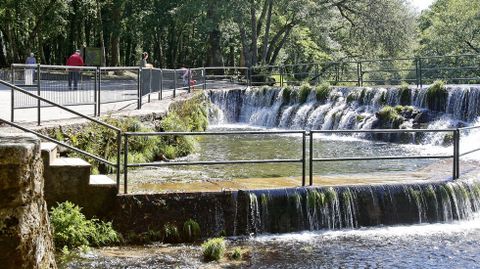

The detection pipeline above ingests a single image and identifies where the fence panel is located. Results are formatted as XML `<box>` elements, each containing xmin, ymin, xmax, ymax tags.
<box><xmin>99</xmin><ymin>67</ymin><xmax>139</xmax><ymax>105</ymax></box>
<box><xmin>12</xmin><ymin>64</ymin><xmax>97</xmax><ymax>109</ymax></box>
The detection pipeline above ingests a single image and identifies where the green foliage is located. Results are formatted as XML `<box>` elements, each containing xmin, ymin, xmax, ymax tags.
<box><xmin>315</xmin><ymin>83</ymin><xmax>331</xmax><ymax>102</ymax></box>
<box><xmin>45</xmin><ymin>94</ymin><xmax>208</xmax><ymax>171</ymax></box>
<box><xmin>202</xmin><ymin>237</ymin><xmax>226</xmax><ymax>262</ymax></box>
<box><xmin>299</xmin><ymin>83</ymin><xmax>312</xmax><ymax>103</ymax></box>
<box><xmin>182</xmin><ymin>219</ymin><xmax>201</xmax><ymax>242</ymax></box>
<box><xmin>282</xmin><ymin>86</ymin><xmax>293</xmax><ymax>104</ymax></box>
<box><xmin>230</xmin><ymin>247</ymin><xmax>243</xmax><ymax>260</ymax></box>
<box><xmin>426</xmin><ymin>80</ymin><xmax>448</xmax><ymax>112</ymax></box>
<box><xmin>377</xmin><ymin>106</ymin><xmax>402</xmax><ymax>121</ymax></box>
<box><xmin>163</xmin><ymin>223</ymin><xmax>180</xmax><ymax>243</ymax></box>
<box><xmin>49</xmin><ymin>201</ymin><xmax>119</xmax><ymax>250</ymax></box>
<box><xmin>399</xmin><ymin>83</ymin><xmax>411</xmax><ymax>105</ymax></box>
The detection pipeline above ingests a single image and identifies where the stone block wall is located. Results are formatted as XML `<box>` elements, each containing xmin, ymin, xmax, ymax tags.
<box><xmin>0</xmin><ymin>134</ymin><xmax>57</xmax><ymax>269</ymax></box>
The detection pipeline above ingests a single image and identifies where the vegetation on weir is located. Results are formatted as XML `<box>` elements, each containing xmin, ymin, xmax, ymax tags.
<box><xmin>202</xmin><ymin>237</ymin><xmax>226</xmax><ymax>262</ymax></box>
<box><xmin>49</xmin><ymin>201</ymin><xmax>119</xmax><ymax>250</ymax></box>
<box><xmin>315</xmin><ymin>83</ymin><xmax>332</xmax><ymax>103</ymax></box>
<box><xmin>426</xmin><ymin>80</ymin><xmax>448</xmax><ymax>112</ymax></box>
<box><xmin>43</xmin><ymin>93</ymin><xmax>208</xmax><ymax>173</ymax></box>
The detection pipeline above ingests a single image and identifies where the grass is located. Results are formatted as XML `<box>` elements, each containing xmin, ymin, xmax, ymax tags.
<box><xmin>202</xmin><ymin>237</ymin><xmax>226</xmax><ymax>262</ymax></box>
<box><xmin>315</xmin><ymin>82</ymin><xmax>331</xmax><ymax>102</ymax></box>
<box><xmin>182</xmin><ymin>219</ymin><xmax>201</xmax><ymax>242</ymax></box>
<box><xmin>426</xmin><ymin>80</ymin><xmax>448</xmax><ymax>111</ymax></box>
<box><xmin>299</xmin><ymin>83</ymin><xmax>312</xmax><ymax>103</ymax></box>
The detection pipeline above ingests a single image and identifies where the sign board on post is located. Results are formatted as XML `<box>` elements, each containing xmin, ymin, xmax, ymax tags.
<box><xmin>84</xmin><ymin>47</ymin><xmax>103</xmax><ymax>66</ymax></box>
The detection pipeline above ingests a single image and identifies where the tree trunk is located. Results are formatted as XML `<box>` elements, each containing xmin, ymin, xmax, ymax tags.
<box><xmin>96</xmin><ymin>0</ymin><xmax>106</xmax><ymax>66</ymax></box>
<box><xmin>206</xmin><ymin>2</ymin><xmax>224</xmax><ymax>67</ymax></box>
<box><xmin>109</xmin><ymin>0</ymin><xmax>123</xmax><ymax>66</ymax></box>
<box><xmin>0</xmin><ymin>30</ymin><xmax>7</xmax><ymax>67</ymax></box>
<box><xmin>261</xmin><ymin>0</ymin><xmax>273</xmax><ymax>63</ymax></box>
<box><xmin>250</xmin><ymin>0</ymin><xmax>258</xmax><ymax>66</ymax></box>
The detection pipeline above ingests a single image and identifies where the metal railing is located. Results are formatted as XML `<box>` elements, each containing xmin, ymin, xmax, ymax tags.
<box><xmin>9</xmin><ymin>53</ymin><xmax>480</xmax><ymax>121</ymax></box>
<box><xmin>251</xmin><ymin>54</ymin><xmax>480</xmax><ymax>88</ymax></box>
<box><xmin>119</xmin><ymin>126</ymin><xmax>480</xmax><ymax>194</ymax></box>
<box><xmin>309</xmin><ymin>129</ymin><xmax>458</xmax><ymax>185</ymax></box>
<box><xmin>122</xmin><ymin>130</ymin><xmax>307</xmax><ymax>194</ymax></box>
<box><xmin>0</xmin><ymin>79</ymin><xmax>122</xmax><ymax>189</ymax></box>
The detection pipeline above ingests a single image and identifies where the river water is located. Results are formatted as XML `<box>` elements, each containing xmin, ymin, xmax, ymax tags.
<box><xmin>64</xmin><ymin>216</ymin><xmax>480</xmax><ymax>268</ymax></box>
<box><xmin>128</xmin><ymin>124</ymin><xmax>455</xmax><ymax>193</ymax></box>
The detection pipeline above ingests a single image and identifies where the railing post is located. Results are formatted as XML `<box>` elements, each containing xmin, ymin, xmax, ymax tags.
<box><xmin>148</xmin><ymin>68</ymin><xmax>152</xmax><ymax>103</ymax></box>
<box><xmin>302</xmin><ymin>131</ymin><xmax>306</xmax><ymax>186</ymax></box>
<box><xmin>357</xmin><ymin>61</ymin><xmax>362</xmax><ymax>86</ymax></box>
<box><xmin>10</xmin><ymin>64</ymin><xmax>14</xmax><ymax>122</ymax></box>
<box><xmin>203</xmin><ymin>67</ymin><xmax>206</xmax><ymax>91</ymax></box>
<box><xmin>159</xmin><ymin>69</ymin><xmax>163</xmax><ymax>100</ymax></box>
<box><xmin>124</xmin><ymin>134</ymin><xmax>128</xmax><ymax>194</ymax></box>
<box><xmin>418</xmin><ymin>57</ymin><xmax>423</xmax><ymax>88</ymax></box>
<box><xmin>137</xmin><ymin>68</ymin><xmax>141</xmax><ymax>109</ymax></box>
<box><xmin>248</xmin><ymin>67</ymin><xmax>252</xmax><ymax>87</ymax></box>
<box><xmin>116</xmin><ymin>131</ymin><xmax>121</xmax><ymax>192</ymax></box>
<box><xmin>415</xmin><ymin>57</ymin><xmax>419</xmax><ymax>88</ymax></box>
<box><xmin>188</xmin><ymin>68</ymin><xmax>191</xmax><ymax>94</ymax></box>
<box><xmin>335</xmin><ymin>63</ymin><xmax>340</xmax><ymax>85</ymax></box>
<box><xmin>309</xmin><ymin>131</ymin><xmax>313</xmax><ymax>186</ymax></box>
<box><xmin>173</xmin><ymin>69</ymin><xmax>177</xmax><ymax>98</ymax></box>
<box><xmin>453</xmin><ymin>129</ymin><xmax>460</xmax><ymax>180</ymax></box>
<box><xmin>94</xmin><ymin>67</ymin><xmax>98</xmax><ymax>116</ymax></box>
<box><xmin>280</xmin><ymin>66</ymin><xmax>284</xmax><ymax>87</ymax></box>
<box><xmin>36</xmin><ymin>64</ymin><xmax>41</xmax><ymax>126</ymax></box>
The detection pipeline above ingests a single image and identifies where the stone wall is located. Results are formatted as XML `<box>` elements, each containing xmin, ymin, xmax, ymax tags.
<box><xmin>0</xmin><ymin>134</ymin><xmax>57</xmax><ymax>269</ymax></box>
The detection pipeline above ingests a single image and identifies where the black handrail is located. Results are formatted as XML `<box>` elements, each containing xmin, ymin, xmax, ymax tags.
<box><xmin>0</xmin><ymin>79</ymin><xmax>122</xmax><ymax>190</ymax></box>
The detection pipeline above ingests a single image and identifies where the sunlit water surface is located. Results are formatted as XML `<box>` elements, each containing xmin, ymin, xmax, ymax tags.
<box><xmin>65</xmin><ymin>217</ymin><xmax>480</xmax><ymax>269</ymax></box>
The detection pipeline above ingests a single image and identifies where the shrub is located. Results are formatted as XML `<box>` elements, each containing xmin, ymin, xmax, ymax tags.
<box><xmin>426</xmin><ymin>80</ymin><xmax>448</xmax><ymax>111</ymax></box>
<box><xmin>282</xmin><ymin>86</ymin><xmax>293</xmax><ymax>104</ymax></box>
<box><xmin>49</xmin><ymin>201</ymin><xmax>119</xmax><ymax>250</ymax></box>
<box><xmin>399</xmin><ymin>83</ymin><xmax>411</xmax><ymax>105</ymax></box>
<box><xmin>315</xmin><ymin>83</ymin><xmax>331</xmax><ymax>102</ymax></box>
<box><xmin>230</xmin><ymin>247</ymin><xmax>242</xmax><ymax>260</ymax></box>
<box><xmin>163</xmin><ymin>223</ymin><xmax>180</xmax><ymax>243</ymax></box>
<box><xmin>182</xmin><ymin>219</ymin><xmax>201</xmax><ymax>242</ymax></box>
<box><xmin>202</xmin><ymin>237</ymin><xmax>226</xmax><ymax>262</ymax></box>
<box><xmin>299</xmin><ymin>83</ymin><xmax>312</xmax><ymax>103</ymax></box>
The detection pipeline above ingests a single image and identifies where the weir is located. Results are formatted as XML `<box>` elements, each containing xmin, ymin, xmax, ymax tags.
<box><xmin>114</xmin><ymin>84</ymin><xmax>480</xmax><ymax>237</ymax></box>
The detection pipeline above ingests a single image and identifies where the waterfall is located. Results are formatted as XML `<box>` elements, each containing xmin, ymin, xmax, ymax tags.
<box><xmin>208</xmin><ymin>86</ymin><xmax>480</xmax><ymax>130</ymax></box>
<box><xmin>237</xmin><ymin>179</ymin><xmax>480</xmax><ymax>235</ymax></box>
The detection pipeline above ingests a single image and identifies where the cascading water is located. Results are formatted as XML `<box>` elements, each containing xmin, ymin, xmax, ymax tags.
<box><xmin>237</xmin><ymin>179</ymin><xmax>480</xmax><ymax>235</ymax></box>
<box><xmin>208</xmin><ymin>86</ymin><xmax>480</xmax><ymax>133</ymax></box>
<box><xmin>207</xmin><ymin>85</ymin><xmax>480</xmax><ymax>235</ymax></box>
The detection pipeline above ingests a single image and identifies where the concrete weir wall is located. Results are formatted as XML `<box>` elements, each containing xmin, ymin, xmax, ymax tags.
<box><xmin>0</xmin><ymin>134</ymin><xmax>57</xmax><ymax>269</ymax></box>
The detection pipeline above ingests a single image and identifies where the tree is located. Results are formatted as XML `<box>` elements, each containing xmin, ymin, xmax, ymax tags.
<box><xmin>417</xmin><ymin>0</ymin><xmax>480</xmax><ymax>55</ymax></box>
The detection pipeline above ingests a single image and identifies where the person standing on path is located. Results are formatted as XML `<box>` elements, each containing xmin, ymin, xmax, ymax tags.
<box><xmin>66</xmin><ymin>50</ymin><xmax>84</xmax><ymax>90</ymax></box>
<box><xmin>25</xmin><ymin>53</ymin><xmax>36</xmax><ymax>85</ymax></box>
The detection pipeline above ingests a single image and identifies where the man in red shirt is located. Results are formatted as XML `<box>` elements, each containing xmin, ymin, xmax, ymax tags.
<box><xmin>66</xmin><ymin>49</ymin><xmax>84</xmax><ymax>90</ymax></box>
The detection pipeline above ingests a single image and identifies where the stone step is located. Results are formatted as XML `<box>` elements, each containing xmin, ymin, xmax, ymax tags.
<box><xmin>89</xmin><ymin>175</ymin><xmax>116</xmax><ymax>187</ymax></box>
<box><xmin>40</xmin><ymin>142</ymin><xmax>58</xmax><ymax>165</ymax></box>
<box><xmin>50</xmin><ymin>157</ymin><xmax>90</xmax><ymax>167</ymax></box>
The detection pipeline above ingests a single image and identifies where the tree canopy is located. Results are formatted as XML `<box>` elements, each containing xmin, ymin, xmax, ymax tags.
<box><xmin>0</xmin><ymin>0</ymin><xmax>476</xmax><ymax>68</ymax></box>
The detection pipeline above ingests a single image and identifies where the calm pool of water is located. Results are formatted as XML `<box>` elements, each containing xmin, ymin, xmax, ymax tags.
<box><xmin>64</xmin><ymin>217</ymin><xmax>480</xmax><ymax>269</ymax></box>
<box><xmin>129</xmin><ymin>124</ymin><xmax>443</xmax><ymax>186</ymax></box>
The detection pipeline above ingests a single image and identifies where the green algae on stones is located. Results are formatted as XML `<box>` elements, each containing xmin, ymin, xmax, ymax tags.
<box><xmin>426</xmin><ymin>80</ymin><xmax>448</xmax><ymax>112</ymax></box>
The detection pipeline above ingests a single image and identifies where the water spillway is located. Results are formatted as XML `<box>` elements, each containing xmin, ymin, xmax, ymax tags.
<box><xmin>208</xmin><ymin>85</ymin><xmax>480</xmax><ymax>130</ymax></box>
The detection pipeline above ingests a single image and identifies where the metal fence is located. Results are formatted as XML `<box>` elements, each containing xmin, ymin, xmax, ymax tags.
<box><xmin>251</xmin><ymin>54</ymin><xmax>480</xmax><ymax>88</ymax></box>
<box><xmin>7</xmin><ymin>53</ymin><xmax>480</xmax><ymax>123</ymax></box>
<box><xmin>119</xmin><ymin>126</ymin><xmax>480</xmax><ymax>194</ymax></box>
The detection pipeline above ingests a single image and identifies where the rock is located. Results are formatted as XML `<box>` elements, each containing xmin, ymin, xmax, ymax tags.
<box><xmin>0</xmin><ymin>134</ymin><xmax>57</xmax><ymax>269</ymax></box>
